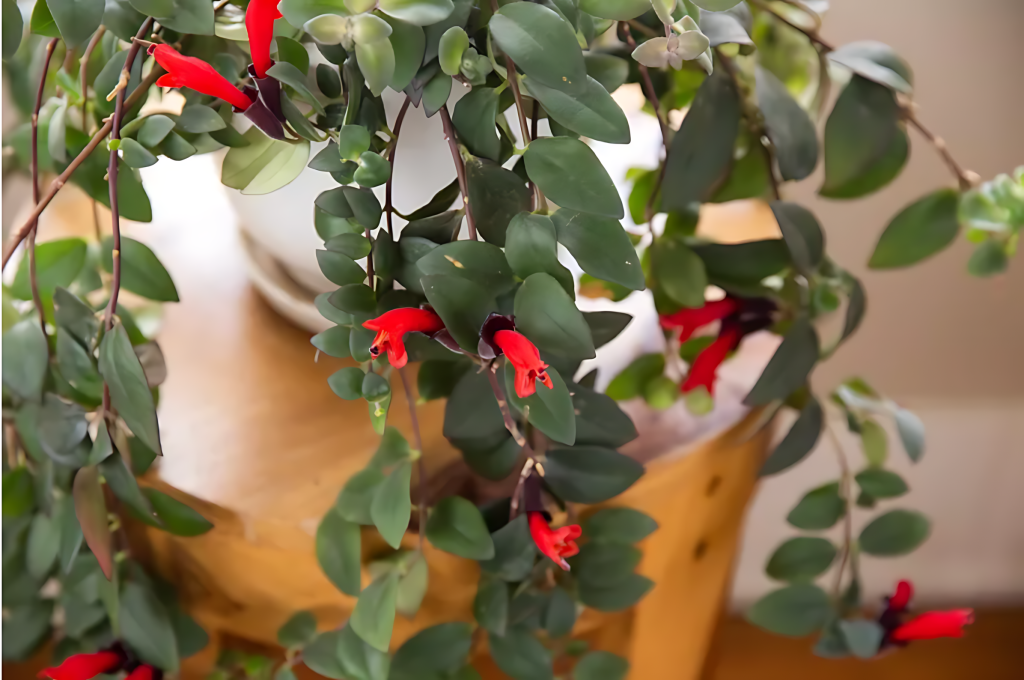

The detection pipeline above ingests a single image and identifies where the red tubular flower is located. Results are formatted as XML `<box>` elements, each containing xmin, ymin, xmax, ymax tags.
<box><xmin>245</xmin><ymin>0</ymin><xmax>282</xmax><ymax>79</ymax></box>
<box><xmin>149</xmin><ymin>45</ymin><xmax>252</xmax><ymax>111</ymax></box>
<box><xmin>38</xmin><ymin>651</ymin><xmax>125</xmax><ymax>680</ymax></box>
<box><xmin>528</xmin><ymin>512</ymin><xmax>581</xmax><ymax>570</ymax></box>
<box><xmin>659</xmin><ymin>297</ymin><xmax>739</xmax><ymax>341</ymax></box>
<box><xmin>493</xmin><ymin>330</ymin><xmax>553</xmax><ymax>398</ymax></box>
<box><xmin>891</xmin><ymin>609</ymin><xmax>975</xmax><ymax>642</ymax></box>
<box><xmin>681</xmin><ymin>325</ymin><xmax>740</xmax><ymax>395</ymax></box>
<box><xmin>888</xmin><ymin>579</ymin><xmax>914</xmax><ymax>612</ymax></box>
<box><xmin>125</xmin><ymin>667</ymin><xmax>158</xmax><ymax>680</ymax></box>
<box><xmin>362</xmin><ymin>308</ymin><xmax>445</xmax><ymax>369</ymax></box>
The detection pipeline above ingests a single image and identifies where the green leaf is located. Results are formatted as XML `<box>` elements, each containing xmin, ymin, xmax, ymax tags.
<box><xmin>426</xmin><ymin>496</ymin><xmax>495</xmax><ymax>560</ymax></box>
<box><xmin>542</xmin><ymin>585</ymin><xmax>576</xmax><ymax>638</ymax></box>
<box><xmin>842</xmin><ymin>274</ymin><xmax>867</xmax><ymax>340</ymax></box>
<box><xmin>651</xmin><ymin>237</ymin><xmax>707</xmax><ymax>308</ymax></box>
<box><xmin>858</xmin><ymin>509</ymin><xmax>930</xmax><ymax>556</ymax></box>
<box><xmin>544</xmin><ymin>446</ymin><xmax>643</xmax><ymax>504</ymax></box>
<box><xmin>505</xmin><ymin>212</ymin><xmax>574</xmax><ymax>295</ymax></box>
<box><xmin>356</xmin><ymin>38</ymin><xmax>396</xmax><ymax>97</ymax></box>
<box><xmin>1</xmin><ymin>600</ymin><xmax>53</xmax><ymax>662</ymax></box>
<box><xmin>755</xmin><ymin>66</ymin><xmax>818</xmax><ymax>181</ymax></box>
<box><xmin>523</xmin><ymin>75</ymin><xmax>630</xmax><ymax>145</ymax></box>
<box><xmin>582</xmin><ymin>508</ymin><xmax>657</xmax><ymax>544</ymax></box>
<box><xmin>466</xmin><ymin>158</ymin><xmax>531</xmax><ymax>245</ymax></box>
<box><xmin>787</xmin><ymin>482</ymin><xmax>845</xmax><ymax>530</ymax></box>
<box><xmin>744</xmin><ymin>317</ymin><xmax>820</xmax><ymax>406</ymax></box>
<box><xmin>396</xmin><ymin>554</ymin><xmax>428</xmax><ymax>618</ymax></box>
<box><xmin>351</xmin><ymin>572</ymin><xmax>399</xmax><ymax>652</ymax></box>
<box><xmin>2</xmin><ymin>320</ymin><xmax>49</xmax><ymax>401</ymax></box>
<box><xmin>161</xmin><ymin>0</ymin><xmax>213</xmax><ymax>34</ymax></box>
<box><xmin>263</xmin><ymin>62</ymin><xmax>325</xmax><ymax>116</ymax></box>
<box><xmin>480</xmin><ymin>514</ymin><xmax>536</xmax><ymax>581</ymax></box>
<box><xmin>145</xmin><ymin>489</ymin><xmax>214</xmax><ymax>536</ymax></box>
<box><xmin>489</xmin><ymin>630</ymin><xmax>553</xmax><ymax>680</ymax></box>
<box><xmin>868</xmin><ymin>189</ymin><xmax>960</xmax><ymax>269</ymax></box>
<box><xmin>381</xmin><ymin>14</ymin><xmax>425</xmax><ymax>91</ymax></box>
<box><xmin>336</xmin><ymin>468</ymin><xmax>386</xmax><ymax>525</ymax></box>
<box><xmin>53</xmin><ymin>287</ymin><xmax>98</xmax><ymax>345</ymax></box>
<box><xmin>73</xmin><ymin>466</ymin><xmax>113</xmax><ymax>579</ymax></box>
<box><xmin>584</xmin><ymin>53</ymin><xmax>629</xmax><ymax>94</ymax></box>
<box><xmin>606</xmin><ymin>353</ymin><xmax>664</xmax><ymax>401</ymax></box>
<box><xmin>421</xmin><ymin>68</ymin><xmax>452</xmax><ymax>118</ymax></box>
<box><xmin>761</xmin><ymin>396</ymin><xmax>823</xmax><ymax>476</ymax></box>
<box><xmin>895</xmin><ymin>408</ymin><xmax>924</xmax><ymax>462</ymax></box>
<box><xmin>312</xmin><ymin>326</ymin><xmax>353</xmax><ymax>359</ymax></box>
<box><xmin>390</xmin><ymin>622</ymin><xmax>473</xmax><ymax>680</ymax></box>
<box><xmin>3</xmin><ymin>0</ymin><xmax>24</xmax><ymax>58</ymax></box>
<box><xmin>317</xmin><ymin>63</ymin><xmax>342</xmax><ymax>98</ymax></box>
<box><xmin>136</xmin><ymin>115</ymin><xmax>176</xmax><ymax>148</ymax></box>
<box><xmin>855</xmin><ymin>469</ymin><xmax>908</xmax><ymax>499</ymax></box>
<box><xmin>421</xmin><ymin>274</ymin><xmax>496</xmax><ymax>351</ymax></box>
<box><xmin>439</xmin><ymin>25</ymin><xmax>468</xmax><ymax>76</ymax></box>
<box><xmin>838</xmin><ymin>619</ymin><xmax>884</xmax><ymax>659</ymax></box>
<box><xmin>176</xmin><ymin>105</ymin><xmax>226</xmax><ymax>134</ymax></box>
<box><xmin>11</xmin><ymin>237</ymin><xmax>87</xmax><ymax>303</ymax></box>
<box><xmin>573</xmin><ymin>651</ymin><xmax>628</xmax><ymax>680</ymax></box>
<box><xmin>27</xmin><ymin>513</ymin><xmax>60</xmax><ymax>579</ymax></box>
<box><xmin>859</xmin><ymin>418</ymin><xmax>888</xmax><ymax>467</ymax></box>
<box><xmin>577</xmin><ymin>573</ymin><xmax>653</xmax><ymax>612</ymax></box>
<box><xmin>662</xmin><ymin>71</ymin><xmax>740</xmax><ymax>211</ymax></box>
<box><xmin>578</xmin><ymin>0</ymin><xmax>648</xmax><ymax>20</ymax></box>
<box><xmin>491</xmin><ymin>1</ymin><xmax>585</xmax><ymax>95</ymax></box>
<box><xmin>316</xmin><ymin>509</ymin><xmax>362</xmax><ymax>596</ymax></box>
<box><xmin>404</xmin><ymin>179</ymin><xmax>461</xmax><ymax>221</ymax></box>
<box><xmin>119</xmin><ymin>138</ymin><xmax>158</xmax><ymax>168</ymax></box>
<box><xmin>371</xmin><ymin>460</ymin><xmax>412</xmax><ymax>548</ymax></box>
<box><xmin>473</xmin><ymin>575</ymin><xmax>509</xmax><ymax>635</ymax></box>
<box><xmin>378</xmin><ymin>0</ymin><xmax>454</xmax><ymax>25</ymax></box>
<box><xmin>828</xmin><ymin>40</ymin><xmax>913</xmax><ymax>94</ymax></box>
<box><xmin>820</xmin><ymin>76</ymin><xmax>907</xmax><ymax>199</ymax></box>
<box><xmin>317</xmin><ymin>250</ymin><xmax>367</xmax><ymax>287</ymax></box>
<box><xmin>552</xmin><ymin>210</ymin><xmax>643</xmax><ymax>290</ymax></box>
<box><xmin>99</xmin><ymin>323</ymin><xmax>162</xmax><ymax>455</ymax></box>
<box><xmin>525</xmin><ymin>137</ymin><xmax>623</xmax><ymax>219</ymax></box>
<box><xmin>765</xmin><ymin>537</ymin><xmax>836</xmax><ymax>582</ymax></box>
<box><xmin>585</xmin><ymin>311</ymin><xmax>632</xmax><ymax>350</ymax></box>
<box><xmin>572</xmin><ymin>382</ymin><xmax>638</xmax><ymax>448</ymax></box>
<box><xmin>504</xmin><ymin>364</ymin><xmax>576</xmax><ymax>445</ymax></box>
<box><xmin>316</xmin><ymin>186</ymin><xmax>383</xmax><ymax>230</ymax></box>
<box><xmin>443</xmin><ymin>370</ymin><xmax>506</xmax><ymax>440</ymax></box>
<box><xmin>452</xmin><ymin>87</ymin><xmax>500</xmax><ymax>162</ymax></box>
<box><xmin>692</xmin><ymin>239</ymin><xmax>790</xmax><ymax>286</ymax></box>
<box><xmin>417</xmin><ymin>241</ymin><xmax>515</xmax><ymax>295</ymax></box>
<box><xmin>354</xmin><ymin>152</ymin><xmax>391</xmax><ymax>188</ymax></box>
<box><xmin>769</xmin><ymin>202</ymin><xmax>825</xmax><ymax>277</ymax></box>
<box><xmin>159</xmin><ymin>132</ymin><xmax>197</xmax><ymax>161</ymax></box>
<box><xmin>967</xmin><ymin>240</ymin><xmax>1009</xmax><ymax>277</ymax></box>
<box><xmin>120</xmin><ymin>581</ymin><xmax>180</xmax><ymax>670</ymax></box>
<box><xmin>277</xmin><ymin>36</ymin><xmax>310</xmax><ymax>72</ymax></box>
<box><xmin>100</xmin><ymin>236</ymin><xmax>179</xmax><ymax>302</ymax></box>
<box><xmin>2</xmin><ymin>467</ymin><xmax>35</xmax><ymax>517</ymax></box>
<box><xmin>330</xmin><ymin>367</ymin><xmax>367</xmax><ymax>400</ymax></box>
<box><xmin>746</xmin><ymin>584</ymin><xmax>831</xmax><ymax>637</ymax></box>
<box><xmin>571</xmin><ymin>542</ymin><xmax>641</xmax><ymax>587</ymax></box>
<box><xmin>417</xmin><ymin>359</ymin><xmax>469</xmax><ymax>401</ymax></box>
<box><xmin>101</xmin><ymin>451</ymin><xmax>155</xmax><ymax>522</ymax></box>
<box><xmin>514</xmin><ymin>273</ymin><xmax>595</xmax><ymax>359</ymax></box>
<box><xmin>45</xmin><ymin>0</ymin><xmax>103</xmax><ymax>47</ymax></box>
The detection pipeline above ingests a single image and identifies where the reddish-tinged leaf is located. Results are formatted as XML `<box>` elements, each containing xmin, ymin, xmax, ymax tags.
<box><xmin>73</xmin><ymin>466</ymin><xmax>113</xmax><ymax>579</ymax></box>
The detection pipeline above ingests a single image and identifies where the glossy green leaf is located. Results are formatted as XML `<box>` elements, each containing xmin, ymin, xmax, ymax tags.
<box><xmin>787</xmin><ymin>482</ymin><xmax>845</xmax><ymax>530</ymax></box>
<box><xmin>828</xmin><ymin>41</ymin><xmax>913</xmax><ymax>94</ymax></box>
<box><xmin>572</xmin><ymin>382</ymin><xmax>638</xmax><ymax>448</ymax></box>
<box><xmin>869</xmin><ymin>189</ymin><xmax>960</xmax><ymax>269</ymax></box>
<box><xmin>488</xmin><ymin>630</ymin><xmax>553</xmax><ymax>680</ymax></box>
<box><xmin>895</xmin><ymin>408</ymin><xmax>925</xmax><ymax>463</ymax></box>
<box><xmin>11</xmin><ymin>237</ymin><xmax>87</xmax><ymax>303</ymax></box>
<box><xmin>371</xmin><ymin>460</ymin><xmax>412</xmax><ymax>548</ymax></box>
<box><xmin>98</xmin><ymin>323</ymin><xmax>162</xmax><ymax>455</ymax></box>
<box><xmin>120</xmin><ymin>582</ymin><xmax>179</xmax><ymax>670</ymax></box>
<box><xmin>317</xmin><ymin>250</ymin><xmax>367</xmax><ymax>286</ymax></box>
<box><xmin>438</xmin><ymin>26</ymin><xmax>468</xmax><ymax>75</ymax></box>
<box><xmin>571</xmin><ymin>542</ymin><xmax>641</xmax><ymax>587</ymax></box>
<box><xmin>161</xmin><ymin>0</ymin><xmax>213</xmax><ymax>34</ymax></box>
<box><xmin>317</xmin><ymin>508</ymin><xmax>362</xmax><ymax>596</ymax></box>
<box><xmin>46</xmin><ymin>0</ymin><xmax>104</xmax><ymax>47</ymax></box>
<box><xmin>505</xmin><ymin>212</ymin><xmax>574</xmax><ymax>295</ymax></box>
<box><xmin>480</xmin><ymin>514</ymin><xmax>535</xmax><ymax>581</ymax></box>
<box><xmin>756</xmin><ymin>66</ymin><xmax>818</xmax><ymax>181</ymax></box>
<box><xmin>744</xmin><ymin>317</ymin><xmax>819</xmax><ymax>406</ymax></box>
<box><xmin>490</xmin><ymin>1</ymin><xmax>586</xmax><ymax>95</ymax></box>
<box><xmin>356</xmin><ymin>38</ymin><xmax>396</xmax><ymax>97</ymax></box>
<box><xmin>351</xmin><ymin>572</ymin><xmax>399</xmax><ymax>652</ymax></box>
<box><xmin>859</xmin><ymin>509</ymin><xmax>930</xmax><ymax>556</ymax></box>
<box><xmin>312</xmin><ymin>326</ymin><xmax>353</xmax><ymax>359</ymax></box>
<box><xmin>525</xmin><ymin>137</ymin><xmax>623</xmax><ymax>219</ymax></box>
<box><xmin>2</xmin><ymin>320</ymin><xmax>48</xmax><ymax>401</ymax></box>
<box><xmin>421</xmin><ymin>68</ymin><xmax>452</xmax><ymax>118</ymax></box>
<box><xmin>578</xmin><ymin>0</ymin><xmax>649</xmax><ymax>21</ymax></box>
<box><xmin>3</xmin><ymin>0</ymin><xmax>24</xmax><ymax>58</ymax></box>
<box><xmin>267</xmin><ymin>62</ymin><xmax>326</xmax><ymax>115</ymax></box>
<box><xmin>765</xmin><ymin>537</ymin><xmax>836</xmax><ymax>582</ymax></box>
<box><xmin>119</xmin><ymin>138</ymin><xmax>157</xmax><ymax>168</ymax></box>
<box><xmin>662</xmin><ymin>71</ymin><xmax>740</xmax><ymax>211</ymax></box>
<box><xmin>452</xmin><ymin>87</ymin><xmax>500</xmax><ymax>162</ymax></box>
<box><xmin>514</xmin><ymin>273</ymin><xmax>595</xmax><ymax>359</ymax></box>
<box><xmin>136</xmin><ymin>115</ymin><xmax>176</xmax><ymax>148</ymax></box>
<box><xmin>504</xmin><ymin>365</ymin><xmax>576</xmax><ymax>445</ymax></box>
<box><xmin>967</xmin><ymin>240</ymin><xmax>1009</xmax><ymax>277</ymax></box>
<box><xmin>27</xmin><ymin>513</ymin><xmax>60</xmax><ymax>579</ymax></box>
<box><xmin>544</xmin><ymin>446</ymin><xmax>643</xmax><ymax>504</ymax></box>
<box><xmin>855</xmin><ymin>469</ymin><xmax>908</xmax><ymax>499</ymax></box>
<box><xmin>473</xmin><ymin>575</ymin><xmax>509</xmax><ymax>635</ymax></box>
<box><xmin>417</xmin><ymin>240</ymin><xmax>515</xmax><ymax>295</ymax></box>
<box><xmin>100</xmin><ymin>236</ymin><xmax>178</xmax><ymax>302</ymax></box>
<box><xmin>839</xmin><ymin>619</ymin><xmax>885</xmax><ymax>659</ymax></box>
<box><xmin>770</xmin><ymin>202</ymin><xmax>825</xmax><ymax>276</ymax></box>
<box><xmin>466</xmin><ymin>158</ymin><xmax>531</xmax><ymax>245</ymax></box>
<box><xmin>421</xmin><ymin>274</ymin><xmax>496</xmax><ymax>351</ymax></box>
<box><xmin>426</xmin><ymin>496</ymin><xmax>495</xmax><ymax>560</ymax></box>
<box><xmin>2</xmin><ymin>467</ymin><xmax>35</xmax><ymax>517</ymax></box>
<box><xmin>145</xmin><ymin>489</ymin><xmax>214</xmax><ymax>536</ymax></box>
<box><xmin>329</xmin><ymin>367</ymin><xmax>367</xmax><ymax>400</ymax></box>
<box><xmin>573</xmin><ymin>651</ymin><xmax>628</xmax><ymax>680</ymax></box>
<box><xmin>692</xmin><ymin>239</ymin><xmax>789</xmax><ymax>286</ymax></box>
<box><xmin>552</xmin><ymin>210</ymin><xmax>643</xmax><ymax>290</ymax></box>
<box><xmin>278</xmin><ymin>611</ymin><xmax>317</xmax><ymax>649</ymax></box>
<box><xmin>746</xmin><ymin>584</ymin><xmax>831</xmax><ymax>637</ymax></box>
<box><xmin>606</xmin><ymin>353</ymin><xmax>664</xmax><ymax>401</ymax></box>
<box><xmin>761</xmin><ymin>396</ymin><xmax>823</xmax><ymax>476</ymax></box>
<box><xmin>390</xmin><ymin>622</ymin><xmax>473</xmax><ymax>679</ymax></box>
<box><xmin>395</xmin><ymin>553</ymin><xmax>428</xmax><ymax>618</ymax></box>
<box><xmin>378</xmin><ymin>0</ymin><xmax>453</xmax><ymax>25</ymax></box>
<box><xmin>583</xmin><ymin>53</ymin><xmax>630</xmax><ymax>93</ymax></box>
<box><xmin>651</xmin><ymin>237</ymin><xmax>707</xmax><ymax>308</ymax></box>
<box><xmin>582</xmin><ymin>508</ymin><xmax>657</xmax><ymax>544</ymax></box>
<box><xmin>859</xmin><ymin>418</ymin><xmax>888</xmax><ymax>467</ymax></box>
<box><xmin>524</xmin><ymin>75</ymin><xmax>630</xmax><ymax>145</ymax></box>
<box><xmin>355</xmin><ymin>151</ymin><xmax>391</xmax><ymax>188</ymax></box>
<box><xmin>443</xmin><ymin>370</ymin><xmax>506</xmax><ymax>440</ymax></box>
<box><xmin>176</xmin><ymin>105</ymin><xmax>226</xmax><ymax>133</ymax></box>
<box><xmin>577</xmin><ymin>573</ymin><xmax>653</xmax><ymax>612</ymax></box>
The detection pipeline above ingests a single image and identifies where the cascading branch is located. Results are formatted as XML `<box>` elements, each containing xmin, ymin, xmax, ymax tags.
<box><xmin>2</xmin><ymin>0</ymin><xmax>1016</xmax><ymax>675</ymax></box>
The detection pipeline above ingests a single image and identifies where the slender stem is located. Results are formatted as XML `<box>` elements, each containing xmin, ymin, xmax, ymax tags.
<box><xmin>509</xmin><ymin>458</ymin><xmax>536</xmax><ymax>521</ymax></box>
<box><xmin>530</xmin><ymin>100</ymin><xmax>539</xmax><ymax>142</ymax></box>
<box><xmin>747</xmin><ymin>0</ymin><xmax>834</xmax><ymax>51</ymax></box>
<box><xmin>485</xmin><ymin>362</ymin><xmax>526</xmax><ymax>448</ymax></box>
<box><xmin>504</xmin><ymin>59</ymin><xmax>532</xmax><ymax>147</ymax></box>
<box><xmin>398</xmin><ymin>367</ymin><xmax>427</xmax><ymax>549</ymax></box>
<box><xmin>80</xmin><ymin>26</ymin><xmax>106</xmax><ymax>132</ymax></box>
<box><xmin>619</xmin><ymin>23</ymin><xmax>669</xmax><ymax>145</ymax></box>
<box><xmin>902</xmin><ymin>107</ymin><xmax>977</xmax><ymax>190</ymax></box>
<box><xmin>439</xmin><ymin>105</ymin><xmax>478</xmax><ymax>241</ymax></box>
<box><xmin>825</xmin><ymin>419</ymin><xmax>855</xmax><ymax>601</ymax></box>
<box><xmin>3</xmin><ymin>66</ymin><xmax>162</xmax><ymax>271</ymax></box>
<box><xmin>626</xmin><ymin>19</ymin><xmax>659</xmax><ymax>38</ymax></box>
<box><xmin>385</xmin><ymin>96</ymin><xmax>412</xmax><ymax>237</ymax></box>
<box><xmin>28</xmin><ymin>39</ymin><xmax>61</xmax><ymax>342</ymax></box>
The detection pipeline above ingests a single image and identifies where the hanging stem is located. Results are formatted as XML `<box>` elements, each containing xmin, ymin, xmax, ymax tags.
<box><xmin>28</xmin><ymin>38</ymin><xmax>61</xmax><ymax>343</ymax></box>
<box><xmin>385</xmin><ymin>96</ymin><xmax>412</xmax><ymax>237</ymax></box>
<box><xmin>439</xmin><ymin>104</ymin><xmax>478</xmax><ymax>241</ymax></box>
<box><xmin>747</xmin><ymin>0</ymin><xmax>834</xmax><ymax>51</ymax></box>
<box><xmin>398</xmin><ymin>366</ymin><xmax>427</xmax><ymax>550</ymax></box>
<box><xmin>80</xmin><ymin>26</ymin><xmax>106</xmax><ymax>132</ymax></box>
<box><xmin>485</xmin><ymin>362</ymin><xmax>526</xmax><ymax>448</ymax></box>
<box><xmin>825</xmin><ymin>418</ymin><xmax>855</xmax><ymax>601</ymax></box>
<box><xmin>619</xmin><ymin>23</ymin><xmax>669</xmax><ymax>144</ymax></box>
<box><xmin>901</xmin><ymin>106</ymin><xmax>978</xmax><ymax>191</ymax></box>
<box><xmin>3</xmin><ymin>66</ymin><xmax>162</xmax><ymax>271</ymax></box>
<box><xmin>509</xmin><ymin>457</ymin><xmax>536</xmax><ymax>521</ymax></box>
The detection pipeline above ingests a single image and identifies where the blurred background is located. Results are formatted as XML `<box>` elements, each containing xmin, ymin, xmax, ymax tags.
<box><xmin>3</xmin><ymin>0</ymin><xmax>1023</xmax><ymax>677</ymax></box>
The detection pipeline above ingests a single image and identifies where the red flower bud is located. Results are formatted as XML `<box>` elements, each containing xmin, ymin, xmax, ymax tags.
<box><xmin>362</xmin><ymin>308</ymin><xmax>445</xmax><ymax>368</ymax></box>
<box><xmin>528</xmin><ymin>511</ymin><xmax>581</xmax><ymax>570</ymax></box>
<box><xmin>493</xmin><ymin>330</ymin><xmax>553</xmax><ymax>398</ymax></box>
<box><xmin>149</xmin><ymin>44</ymin><xmax>253</xmax><ymax>111</ymax></box>
<box><xmin>888</xmin><ymin>579</ymin><xmax>914</xmax><ymax>612</ymax></box>
<box><xmin>659</xmin><ymin>297</ymin><xmax>739</xmax><ymax>342</ymax></box>
<box><xmin>38</xmin><ymin>651</ymin><xmax>125</xmax><ymax>680</ymax></box>
<box><xmin>245</xmin><ymin>0</ymin><xmax>282</xmax><ymax>79</ymax></box>
<box><xmin>891</xmin><ymin>609</ymin><xmax>975</xmax><ymax>642</ymax></box>
<box><xmin>681</xmin><ymin>325</ymin><xmax>740</xmax><ymax>395</ymax></box>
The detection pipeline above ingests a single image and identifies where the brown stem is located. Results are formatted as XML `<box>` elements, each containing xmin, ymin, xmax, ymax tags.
<box><xmin>485</xmin><ymin>362</ymin><xmax>526</xmax><ymax>448</ymax></box>
<box><xmin>28</xmin><ymin>38</ymin><xmax>60</xmax><ymax>342</ymax></box>
<box><xmin>902</xmin><ymin>108</ymin><xmax>977</xmax><ymax>191</ymax></box>
<box><xmin>80</xmin><ymin>26</ymin><xmax>106</xmax><ymax>132</ymax></box>
<box><xmin>398</xmin><ymin>367</ymin><xmax>427</xmax><ymax>549</ymax></box>
<box><xmin>747</xmin><ymin>0</ymin><xmax>834</xmax><ymax>51</ymax></box>
<box><xmin>619</xmin><ymin>24</ymin><xmax>669</xmax><ymax>145</ymax></box>
<box><xmin>509</xmin><ymin>458</ymin><xmax>536</xmax><ymax>521</ymax></box>
<box><xmin>504</xmin><ymin>59</ymin><xmax>532</xmax><ymax>146</ymax></box>
<box><xmin>825</xmin><ymin>419</ymin><xmax>855</xmax><ymax>601</ymax></box>
<box><xmin>439</xmin><ymin>105</ymin><xmax>478</xmax><ymax>241</ymax></box>
<box><xmin>625</xmin><ymin>19</ymin><xmax>659</xmax><ymax>38</ymax></box>
<box><xmin>3</xmin><ymin>66</ymin><xmax>161</xmax><ymax>271</ymax></box>
<box><xmin>385</xmin><ymin>96</ymin><xmax>412</xmax><ymax>237</ymax></box>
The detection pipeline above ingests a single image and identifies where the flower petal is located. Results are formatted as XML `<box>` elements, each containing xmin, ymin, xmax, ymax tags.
<box><xmin>631</xmin><ymin>38</ymin><xmax>672</xmax><ymax>69</ymax></box>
